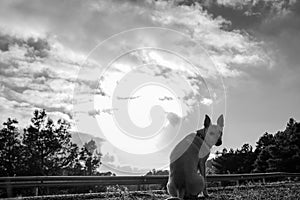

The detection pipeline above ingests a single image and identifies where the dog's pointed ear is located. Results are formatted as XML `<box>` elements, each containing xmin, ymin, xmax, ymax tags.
<box><xmin>204</xmin><ymin>115</ymin><xmax>211</xmax><ymax>128</ymax></box>
<box><xmin>217</xmin><ymin>114</ymin><xmax>224</xmax><ymax>127</ymax></box>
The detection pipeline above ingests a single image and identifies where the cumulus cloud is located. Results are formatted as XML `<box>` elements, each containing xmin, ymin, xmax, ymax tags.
<box><xmin>167</xmin><ymin>112</ymin><xmax>181</xmax><ymax>126</ymax></box>
<box><xmin>0</xmin><ymin>29</ymin><xmax>99</xmax><ymax>126</ymax></box>
<box><xmin>102</xmin><ymin>152</ymin><xmax>115</xmax><ymax>163</ymax></box>
<box><xmin>201</xmin><ymin>0</ymin><xmax>300</xmax><ymax>73</ymax></box>
<box><xmin>1</xmin><ymin>0</ymin><xmax>271</xmax><ymax>78</ymax></box>
<box><xmin>200</xmin><ymin>97</ymin><xmax>213</xmax><ymax>106</ymax></box>
<box><xmin>149</xmin><ymin>2</ymin><xmax>271</xmax><ymax>77</ymax></box>
<box><xmin>0</xmin><ymin>0</ymin><xmax>281</xmax><ymax>174</ymax></box>
<box><xmin>199</xmin><ymin>0</ymin><xmax>297</xmax><ymax>16</ymax></box>
<box><xmin>0</xmin><ymin>0</ymin><xmax>271</xmax><ymax>109</ymax></box>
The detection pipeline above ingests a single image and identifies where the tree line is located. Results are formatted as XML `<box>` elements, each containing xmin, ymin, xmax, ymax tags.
<box><xmin>212</xmin><ymin>118</ymin><xmax>300</xmax><ymax>174</ymax></box>
<box><xmin>0</xmin><ymin>109</ymin><xmax>107</xmax><ymax>177</ymax></box>
<box><xmin>1</xmin><ymin>109</ymin><xmax>299</xmax><ymax>177</ymax></box>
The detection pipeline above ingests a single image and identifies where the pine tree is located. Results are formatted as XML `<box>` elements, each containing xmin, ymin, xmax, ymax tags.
<box><xmin>79</xmin><ymin>140</ymin><xmax>102</xmax><ymax>175</ymax></box>
<box><xmin>69</xmin><ymin>139</ymin><xmax>102</xmax><ymax>176</ymax></box>
<box><xmin>267</xmin><ymin>119</ymin><xmax>300</xmax><ymax>172</ymax></box>
<box><xmin>213</xmin><ymin>148</ymin><xmax>239</xmax><ymax>174</ymax></box>
<box><xmin>213</xmin><ymin>144</ymin><xmax>256</xmax><ymax>174</ymax></box>
<box><xmin>253</xmin><ymin>132</ymin><xmax>275</xmax><ymax>172</ymax></box>
<box><xmin>22</xmin><ymin>109</ymin><xmax>79</xmax><ymax>175</ymax></box>
<box><xmin>0</xmin><ymin>118</ymin><xmax>23</xmax><ymax>176</ymax></box>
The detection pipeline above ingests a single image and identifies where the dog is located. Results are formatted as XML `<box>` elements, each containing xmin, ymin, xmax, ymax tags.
<box><xmin>166</xmin><ymin>114</ymin><xmax>224</xmax><ymax>199</ymax></box>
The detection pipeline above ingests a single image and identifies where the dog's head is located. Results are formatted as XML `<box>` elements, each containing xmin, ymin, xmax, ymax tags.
<box><xmin>198</xmin><ymin>114</ymin><xmax>224</xmax><ymax>147</ymax></box>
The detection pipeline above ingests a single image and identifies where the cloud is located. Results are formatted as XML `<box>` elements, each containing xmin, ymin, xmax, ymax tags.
<box><xmin>0</xmin><ymin>29</ymin><xmax>100</xmax><ymax>125</ymax></box>
<box><xmin>102</xmin><ymin>108</ymin><xmax>118</xmax><ymax>115</ymax></box>
<box><xmin>159</xmin><ymin>96</ymin><xmax>173</xmax><ymax>101</ymax></box>
<box><xmin>0</xmin><ymin>0</ymin><xmax>271</xmax><ymax>78</ymax></box>
<box><xmin>255</xmin><ymin>2</ymin><xmax>300</xmax><ymax>71</ymax></box>
<box><xmin>149</xmin><ymin>2</ymin><xmax>271</xmax><ymax>77</ymax></box>
<box><xmin>88</xmin><ymin>109</ymin><xmax>101</xmax><ymax>118</ymax></box>
<box><xmin>116</xmin><ymin>96</ymin><xmax>140</xmax><ymax>100</ymax></box>
<box><xmin>201</xmin><ymin>0</ymin><xmax>300</xmax><ymax>76</ymax></box>
<box><xmin>88</xmin><ymin>108</ymin><xmax>118</xmax><ymax>117</ymax></box>
<box><xmin>200</xmin><ymin>97</ymin><xmax>213</xmax><ymax>106</ymax></box>
<box><xmin>0</xmin><ymin>1</ymin><xmax>271</xmax><ymax>123</ymax></box>
<box><xmin>167</xmin><ymin>112</ymin><xmax>181</xmax><ymax>126</ymax></box>
<box><xmin>174</xmin><ymin>0</ymin><xmax>300</xmax><ymax>89</ymax></box>
<box><xmin>70</xmin><ymin>131</ymin><xmax>106</xmax><ymax>150</ymax></box>
<box><xmin>0</xmin><ymin>96</ymin><xmax>33</xmax><ymax>126</ymax></box>
<box><xmin>0</xmin><ymin>1</ymin><xmax>284</xmax><ymax>174</ymax></box>
<box><xmin>0</xmin><ymin>1</ymin><xmax>263</xmax><ymax>145</ymax></box>
<box><xmin>100</xmin><ymin>163</ymin><xmax>149</xmax><ymax>175</ymax></box>
<box><xmin>100</xmin><ymin>152</ymin><xmax>150</xmax><ymax>175</ymax></box>
<box><xmin>200</xmin><ymin>0</ymin><xmax>297</xmax><ymax>17</ymax></box>
<box><xmin>0</xmin><ymin>33</ymin><xmax>49</xmax><ymax>56</ymax></box>
<box><xmin>102</xmin><ymin>152</ymin><xmax>115</xmax><ymax>163</ymax></box>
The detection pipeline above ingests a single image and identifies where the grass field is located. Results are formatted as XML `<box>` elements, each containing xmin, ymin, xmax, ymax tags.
<box><xmin>99</xmin><ymin>182</ymin><xmax>300</xmax><ymax>200</ymax></box>
<box><xmin>9</xmin><ymin>182</ymin><xmax>300</xmax><ymax>200</ymax></box>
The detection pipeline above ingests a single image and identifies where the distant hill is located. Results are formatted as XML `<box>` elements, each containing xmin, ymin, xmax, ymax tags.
<box><xmin>70</xmin><ymin>131</ymin><xmax>106</xmax><ymax>152</ymax></box>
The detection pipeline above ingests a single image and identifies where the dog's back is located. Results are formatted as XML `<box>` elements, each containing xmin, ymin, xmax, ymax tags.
<box><xmin>167</xmin><ymin>115</ymin><xmax>224</xmax><ymax>199</ymax></box>
<box><xmin>167</xmin><ymin>133</ymin><xmax>205</xmax><ymax>199</ymax></box>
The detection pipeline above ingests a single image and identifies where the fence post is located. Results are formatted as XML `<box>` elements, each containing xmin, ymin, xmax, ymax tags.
<box><xmin>34</xmin><ymin>187</ymin><xmax>39</xmax><ymax>196</ymax></box>
<box><xmin>6</xmin><ymin>180</ymin><xmax>12</xmax><ymax>198</ymax></box>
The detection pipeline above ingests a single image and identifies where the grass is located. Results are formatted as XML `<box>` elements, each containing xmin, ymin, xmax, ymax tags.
<box><xmin>95</xmin><ymin>182</ymin><xmax>300</xmax><ymax>200</ymax></box>
<box><xmin>205</xmin><ymin>182</ymin><xmax>300</xmax><ymax>200</ymax></box>
<box><xmin>5</xmin><ymin>182</ymin><xmax>300</xmax><ymax>200</ymax></box>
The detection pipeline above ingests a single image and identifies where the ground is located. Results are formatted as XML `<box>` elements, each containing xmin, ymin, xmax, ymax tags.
<box><xmin>5</xmin><ymin>182</ymin><xmax>300</xmax><ymax>200</ymax></box>
<box><xmin>92</xmin><ymin>182</ymin><xmax>300</xmax><ymax>200</ymax></box>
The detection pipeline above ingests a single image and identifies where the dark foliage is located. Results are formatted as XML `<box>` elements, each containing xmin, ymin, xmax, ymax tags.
<box><xmin>213</xmin><ymin>118</ymin><xmax>300</xmax><ymax>174</ymax></box>
<box><xmin>0</xmin><ymin>109</ymin><xmax>104</xmax><ymax>177</ymax></box>
<box><xmin>0</xmin><ymin>118</ymin><xmax>24</xmax><ymax>176</ymax></box>
<box><xmin>145</xmin><ymin>169</ymin><xmax>169</xmax><ymax>176</ymax></box>
<box><xmin>213</xmin><ymin>144</ymin><xmax>256</xmax><ymax>174</ymax></box>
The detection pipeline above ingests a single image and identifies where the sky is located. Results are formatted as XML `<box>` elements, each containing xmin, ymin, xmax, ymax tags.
<box><xmin>0</xmin><ymin>0</ymin><xmax>300</xmax><ymax>175</ymax></box>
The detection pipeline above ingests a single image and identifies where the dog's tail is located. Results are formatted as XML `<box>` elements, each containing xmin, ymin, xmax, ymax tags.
<box><xmin>177</xmin><ymin>188</ymin><xmax>185</xmax><ymax>199</ymax></box>
<box><xmin>166</xmin><ymin>188</ymin><xmax>185</xmax><ymax>200</ymax></box>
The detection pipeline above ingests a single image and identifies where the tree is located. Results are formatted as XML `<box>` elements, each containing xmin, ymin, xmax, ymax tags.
<box><xmin>22</xmin><ymin>109</ymin><xmax>79</xmax><ymax>175</ymax></box>
<box><xmin>237</xmin><ymin>144</ymin><xmax>256</xmax><ymax>173</ymax></box>
<box><xmin>95</xmin><ymin>171</ymin><xmax>116</xmax><ymax>176</ymax></box>
<box><xmin>213</xmin><ymin>147</ymin><xmax>239</xmax><ymax>174</ymax></box>
<box><xmin>213</xmin><ymin>144</ymin><xmax>256</xmax><ymax>174</ymax></box>
<box><xmin>253</xmin><ymin>132</ymin><xmax>275</xmax><ymax>172</ymax></box>
<box><xmin>253</xmin><ymin>146</ymin><xmax>272</xmax><ymax>172</ymax></box>
<box><xmin>0</xmin><ymin>118</ymin><xmax>23</xmax><ymax>176</ymax></box>
<box><xmin>253</xmin><ymin>118</ymin><xmax>300</xmax><ymax>173</ymax></box>
<box><xmin>71</xmin><ymin>139</ymin><xmax>102</xmax><ymax>176</ymax></box>
<box><xmin>84</xmin><ymin>140</ymin><xmax>97</xmax><ymax>154</ymax></box>
<box><xmin>145</xmin><ymin>169</ymin><xmax>169</xmax><ymax>176</ymax></box>
<box><xmin>267</xmin><ymin>119</ymin><xmax>300</xmax><ymax>172</ymax></box>
<box><xmin>213</xmin><ymin>118</ymin><xmax>300</xmax><ymax>174</ymax></box>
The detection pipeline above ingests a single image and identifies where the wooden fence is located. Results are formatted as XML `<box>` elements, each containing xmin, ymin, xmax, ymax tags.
<box><xmin>0</xmin><ymin>172</ymin><xmax>299</xmax><ymax>197</ymax></box>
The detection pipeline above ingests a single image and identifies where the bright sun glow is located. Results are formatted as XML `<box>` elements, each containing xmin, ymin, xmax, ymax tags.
<box><xmin>128</xmin><ymin>84</ymin><xmax>182</xmax><ymax>128</ymax></box>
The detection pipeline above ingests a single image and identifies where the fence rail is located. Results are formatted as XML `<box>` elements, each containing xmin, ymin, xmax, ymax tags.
<box><xmin>0</xmin><ymin>172</ymin><xmax>299</xmax><ymax>197</ymax></box>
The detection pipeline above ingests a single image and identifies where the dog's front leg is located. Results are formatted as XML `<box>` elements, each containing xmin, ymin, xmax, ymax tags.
<box><xmin>198</xmin><ymin>160</ymin><xmax>209</xmax><ymax>197</ymax></box>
